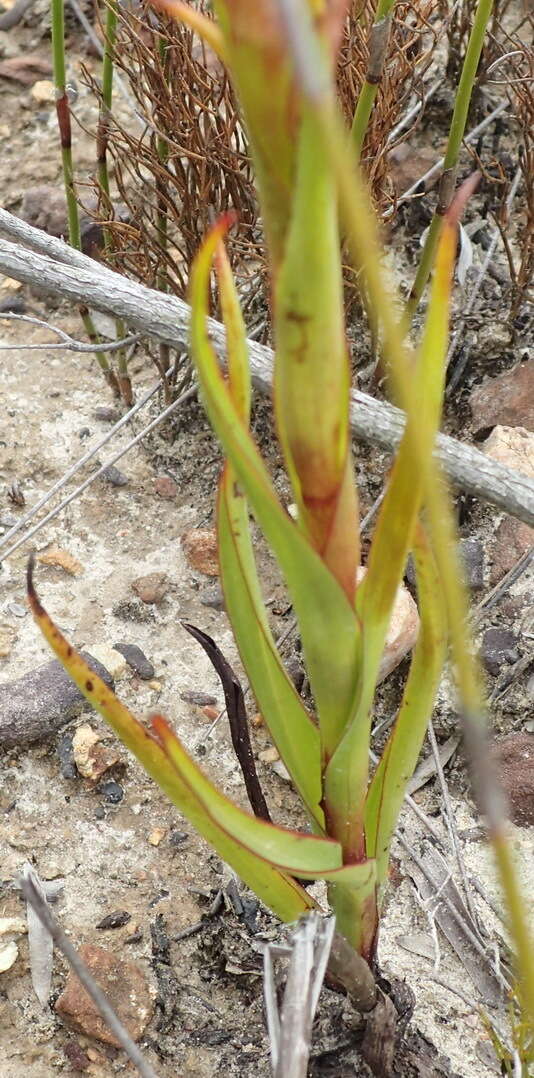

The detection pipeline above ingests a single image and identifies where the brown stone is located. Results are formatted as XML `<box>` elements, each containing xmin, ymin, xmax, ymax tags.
<box><xmin>154</xmin><ymin>476</ymin><xmax>178</xmax><ymax>499</ymax></box>
<box><xmin>470</xmin><ymin>361</ymin><xmax>534</xmax><ymax>433</ymax></box>
<box><xmin>181</xmin><ymin>528</ymin><xmax>219</xmax><ymax>577</ymax></box>
<box><xmin>490</xmin><ymin>734</ymin><xmax>534</xmax><ymax>827</ymax></box>
<box><xmin>55</xmin><ymin>944</ymin><xmax>154</xmax><ymax>1046</ymax></box>
<box><xmin>489</xmin><ymin>516</ymin><xmax>534</xmax><ymax>585</ymax></box>
<box><xmin>131</xmin><ymin>572</ymin><xmax>169</xmax><ymax>604</ymax></box>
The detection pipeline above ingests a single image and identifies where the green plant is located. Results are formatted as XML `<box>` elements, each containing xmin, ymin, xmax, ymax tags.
<box><xmin>30</xmin><ymin>0</ymin><xmax>534</xmax><ymax>1044</ymax></box>
<box><xmin>51</xmin><ymin>0</ymin><xmax>117</xmax><ymax>393</ymax></box>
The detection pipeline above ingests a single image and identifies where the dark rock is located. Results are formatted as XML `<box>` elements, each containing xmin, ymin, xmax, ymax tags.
<box><xmin>78</xmin><ymin>428</ymin><xmax>91</xmax><ymax>441</ymax></box>
<box><xmin>98</xmin><ymin>779</ymin><xmax>124</xmax><ymax>804</ymax></box>
<box><xmin>199</xmin><ymin>584</ymin><xmax>225</xmax><ymax>610</ymax></box>
<box><xmin>63</xmin><ymin>1040</ymin><xmax>90</xmax><ymax>1072</ymax></box>
<box><xmin>19</xmin><ymin>185</ymin><xmax>103</xmax><ymax>257</ymax></box>
<box><xmin>101</xmin><ymin>465</ymin><xmax>128</xmax><ymax>487</ymax></box>
<box><xmin>490</xmin><ymin>734</ymin><xmax>534</xmax><ymax>826</ymax></box>
<box><xmin>113</xmin><ymin>642</ymin><xmax>154</xmax><ymax>680</ymax></box>
<box><xmin>480</xmin><ymin>628</ymin><xmax>519</xmax><ymax>675</ymax></box>
<box><xmin>459</xmin><ymin>538</ymin><xmax>484</xmax><ymax>590</ymax></box>
<box><xmin>93</xmin><ymin>406</ymin><xmax>120</xmax><ymax>423</ymax></box>
<box><xmin>96</xmin><ymin>910</ymin><xmax>132</xmax><ymax>930</ymax></box>
<box><xmin>57</xmin><ymin>732</ymin><xmax>77</xmax><ymax>780</ymax></box>
<box><xmin>131</xmin><ymin>572</ymin><xmax>168</xmax><ymax>605</ymax></box>
<box><xmin>180</xmin><ymin>690</ymin><xmax>217</xmax><ymax>707</ymax></box>
<box><xmin>470</xmin><ymin>361</ymin><xmax>534</xmax><ymax>433</ymax></box>
<box><xmin>0</xmin><ymin>653</ymin><xmax>114</xmax><ymax>750</ymax></box>
<box><xmin>55</xmin><ymin>944</ymin><xmax>154</xmax><ymax>1046</ymax></box>
<box><xmin>169</xmin><ymin>830</ymin><xmax>188</xmax><ymax>848</ymax></box>
<box><xmin>94</xmin><ymin>804</ymin><xmax>106</xmax><ymax>820</ymax></box>
<box><xmin>0</xmin><ymin>292</ymin><xmax>25</xmax><ymax>314</ymax></box>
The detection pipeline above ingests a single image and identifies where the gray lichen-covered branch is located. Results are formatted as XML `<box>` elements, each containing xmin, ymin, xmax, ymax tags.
<box><xmin>1</xmin><ymin>207</ymin><xmax>533</xmax><ymax>527</ymax></box>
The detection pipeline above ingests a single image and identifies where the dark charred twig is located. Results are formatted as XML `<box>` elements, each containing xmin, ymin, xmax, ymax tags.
<box><xmin>181</xmin><ymin>623</ymin><xmax>271</xmax><ymax>822</ymax></box>
<box><xmin>19</xmin><ymin>876</ymin><xmax>160</xmax><ymax>1078</ymax></box>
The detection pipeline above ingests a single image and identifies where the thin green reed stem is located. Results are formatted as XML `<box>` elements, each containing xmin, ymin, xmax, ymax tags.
<box><xmin>98</xmin><ymin>0</ymin><xmax>131</xmax><ymax>401</ymax></box>
<box><xmin>350</xmin><ymin>0</ymin><xmax>394</xmax><ymax>164</ymax></box>
<box><xmin>51</xmin><ymin>0</ymin><xmax>115</xmax><ymax>388</ymax></box>
<box><xmin>406</xmin><ymin>0</ymin><xmax>494</xmax><ymax>320</ymax></box>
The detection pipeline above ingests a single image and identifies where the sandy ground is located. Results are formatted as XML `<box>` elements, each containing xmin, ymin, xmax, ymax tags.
<box><xmin>0</xmin><ymin>316</ymin><xmax>532</xmax><ymax>1077</ymax></box>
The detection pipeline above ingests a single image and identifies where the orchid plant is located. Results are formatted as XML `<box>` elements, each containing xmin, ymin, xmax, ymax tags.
<box><xmin>29</xmin><ymin>1</ymin><xmax>534</xmax><ymax>1039</ymax></box>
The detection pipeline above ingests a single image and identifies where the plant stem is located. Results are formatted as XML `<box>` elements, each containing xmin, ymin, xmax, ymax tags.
<box><xmin>155</xmin><ymin>27</ymin><xmax>171</xmax><ymax>399</ymax></box>
<box><xmin>51</xmin><ymin>0</ymin><xmax>117</xmax><ymax>392</ymax></box>
<box><xmin>406</xmin><ymin>0</ymin><xmax>494</xmax><ymax>319</ymax></box>
<box><xmin>350</xmin><ymin>1</ymin><xmax>394</xmax><ymax>164</ymax></box>
<box><xmin>97</xmin><ymin>0</ymin><xmax>131</xmax><ymax>402</ymax></box>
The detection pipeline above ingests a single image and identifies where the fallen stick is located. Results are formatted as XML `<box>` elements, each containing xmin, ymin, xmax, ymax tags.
<box><xmin>1</xmin><ymin>210</ymin><xmax>533</xmax><ymax>527</ymax></box>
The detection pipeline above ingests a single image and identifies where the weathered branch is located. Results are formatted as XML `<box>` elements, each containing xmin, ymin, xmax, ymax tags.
<box><xmin>1</xmin><ymin>208</ymin><xmax>533</xmax><ymax>526</ymax></box>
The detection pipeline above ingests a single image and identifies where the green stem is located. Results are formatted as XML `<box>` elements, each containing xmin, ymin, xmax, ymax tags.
<box><xmin>98</xmin><ymin>0</ymin><xmax>131</xmax><ymax>401</ymax></box>
<box><xmin>51</xmin><ymin>0</ymin><xmax>116</xmax><ymax>390</ymax></box>
<box><xmin>406</xmin><ymin>0</ymin><xmax>494</xmax><ymax>319</ymax></box>
<box><xmin>350</xmin><ymin>2</ymin><xmax>394</xmax><ymax>164</ymax></box>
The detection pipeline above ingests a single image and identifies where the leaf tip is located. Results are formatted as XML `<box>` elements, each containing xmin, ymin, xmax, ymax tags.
<box><xmin>26</xmin><ymin>551</ymin><xmax>44</xmax><ymax>617</ymax></box>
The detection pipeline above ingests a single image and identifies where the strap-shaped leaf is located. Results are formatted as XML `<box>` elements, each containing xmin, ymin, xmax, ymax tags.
<box><xmin>26</xmin><ymin>558</ymin><xmax>316</xmax><ymax>923</ymax></box>
<box><xmin>218</xmin><ymin>464</ymin><xmax>323</xmax><ymax>827</ymax></box>
<box><xmin>364</xmin><ymin>523</ymin><xmax>447</xmax><ymax>889</ymax></box>
<box><xmin>274</xmin><ymin>106</ymin><xmax>359</xmax><ymax>605</ymax></box>
<box><xmin>324</xmin><ymin>195</ymin><xmax>459</xmax><ymax>859</ymax></box>
<box><xmin>151</xmin><ymin>715</ymin><xmax>341</xmax><ymax>874</ymax></box>
<box><xmin>190</xmin><ymin>218</ymin><xmax>361</xmax><ymax>764</ymax></box>
<box><xmin>212</xmin><ymin>235</ymin><xmax>323</xmax><ymax>826</ymax></box>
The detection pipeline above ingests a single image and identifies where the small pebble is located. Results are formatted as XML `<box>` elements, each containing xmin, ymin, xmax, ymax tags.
<box><xmin>181</xmin><ymin>528</ymin><xmax>219</xmax><ymax>576</ymax></box>
<box><xmin>63</xmin><ymin>1040</ymin><xmax>90</xmax><ymax>1072</ymax></box>
<box><xmin>101</xmin><ymin>465</ymin><xmax>128</xmax><ymax>487</ymax></box>
<box><xmin>94</xmin><ymin>406</ymin><xmax>120</xmax><ymax>423</ymax></box>
<box><xmin>95</xmin><ymin>910</ymin><xmax>131</xmax><ymax>930</ymax></box>
<box><xmin>169</xmin><ymin>830</ymin><xmax>188</xmax><ymax>848</ymax></box>
<box><xmin>85</xmin><ymin>644</ymin><xmax>127</xmax><ymax>680</ymax></box>
<box><xmin>132</xmin><ymin>572</ymin><xmax>169</xmax><ymax>604</ymax></box>
<box><xmin>199</xmin><ymin>584</ymin><xmax>225</xmax><ymax>610</ymax></box>
<box><xmin>154</xmin><ymin>476</ymin><xmax>178</xmax><ymax>499</ymax></box>
<box><xmin>6</xmin><ymin>601</ymin><xmax>27</xmax><ymax>618</ymax></box>
<box><xmin>458</xmin><ymin>538</ymin><xmax>485</xmax><ymax>590</ymax></box>
<box><xmin>113</xmin><ymin>642</ymin><xmax>154</xmax><ymax>680</ymax></box>
<box><xmin>98</xmin><ymin>779</ymin><xmax>124</xmax><ymax>804</ymax></box>
<box><xmin>180</xmin><ymin>690</ymin><xmax>217</xmax><ymax>707</ymax></box>
<box><xmin>148</xmin><ymin>827</ymin><xmax>166</xmax><ymax>846</ymax></box>
<box><xmin>258</xmin><ymin>746</ymin><xmax>280</xmax><ymax>764</ymax></box>
<box><xmin>201</xmin><ymin>705</ymin><xmax>219</xmax><ymax>721</ymax></box>
<box><xmin>480</xmin><ymin>627</ymin><xmax>519</xmax><ymax>676</ymax></box>
<box><xmin>78</xmin><ymin>427</ymin><xmax>91</xmax><ymax>441</ymax></box>
<box><xmin>148</xmin><ymin>679</ymin><xmax>162</xmax><ymax>691</ymax></box>
<box><xmin>94</xmin><ymin>804</ymin><xmax>106</xmax><ymax>820</ymax></box>
<box><xmin>57</xmin><ymin>732</ymin><xmax>77</xmax><ymax>780</ymax></box>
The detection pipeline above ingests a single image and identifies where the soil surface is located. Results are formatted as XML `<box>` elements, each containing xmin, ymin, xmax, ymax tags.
<box><xmin>1</xmin><ymin>4</ymin><xmax>533</xmax><ymax>1078</ymax></box>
